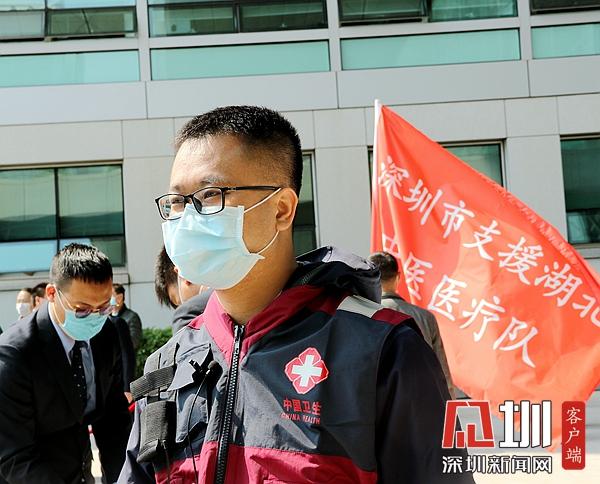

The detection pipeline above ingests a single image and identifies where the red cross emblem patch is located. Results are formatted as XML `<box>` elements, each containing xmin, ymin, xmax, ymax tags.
<box><xmin>285</xmin><ymin>347</ymin><xmax>329</xmax><ymax>395</ymax></box>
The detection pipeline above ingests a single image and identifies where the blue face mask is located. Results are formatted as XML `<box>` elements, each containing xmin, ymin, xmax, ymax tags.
<box><xmin>162</xmin><ymin>190</ymin><xmax>280</xmax><ymax>290</ymax></box>
<box><xmin>56</xmin><ymin>291</ymin><xmax>108</xmax><ymax>341</ymax></box>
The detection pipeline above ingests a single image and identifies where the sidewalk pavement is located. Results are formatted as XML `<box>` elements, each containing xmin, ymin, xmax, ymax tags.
<box><xmin>93</xmin><ymin>391</ymin><xmax>600</xmax><ymax>483</ymax></box>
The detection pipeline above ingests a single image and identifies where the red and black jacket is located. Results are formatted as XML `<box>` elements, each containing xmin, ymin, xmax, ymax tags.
<box><xmin>119</xmin><ymin>247</ymin><xmax>473</xmax><ymax>484</ymax></box>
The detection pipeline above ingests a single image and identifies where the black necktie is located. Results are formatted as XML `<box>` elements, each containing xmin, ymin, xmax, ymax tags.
<box><xmin>70</xmin><ymin>341</ymin><xmax>88</xmax><ymax>410</ymax></box>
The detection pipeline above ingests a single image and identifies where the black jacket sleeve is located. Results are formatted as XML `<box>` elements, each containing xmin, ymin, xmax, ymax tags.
<box><xmin>375</xmin><ymin>324</ymin><xmax>474</xmax><ymax>484</ymax></box>
<box><xmin>91</xmin><ymin>332</ymin><xmax>133</xmax><ymax>483</ymax></box>
<box><xmin>0</xmin><ymin>345</ymin><xmax>64</xmax><ymax>484</ymax></box>
<box><xmin>126</xmin><ymin>311</ymin><xmax>143</xmax><ymax>351</ymax></box>
<box><xmin>110</xmin><ymin>316</ymin><xmax>136</xmax><ymax>392</ymax></box>
<box><xmin>117</xmin><ymin>399</ymin><xmax>155</xmax><ymax>484</ymax></box>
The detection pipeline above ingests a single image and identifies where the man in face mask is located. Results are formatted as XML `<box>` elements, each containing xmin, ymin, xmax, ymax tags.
<box><xmin>120</xmin><ymin>106</ymin><xmax>472</xmax><ymax>484</ymax></box>
<box><xmin>0</xmin><ymin>243</ymin><xmax>131</xmax><ymax>484</ymax></box>
<box><xmin>15</xmin><ymin>287</ymin><xmax>33</xmax><ymax>319</ymax></box>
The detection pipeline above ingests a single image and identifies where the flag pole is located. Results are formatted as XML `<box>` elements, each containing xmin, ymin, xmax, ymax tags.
<box><xmin>372</xmin><ymin>99</ymin><xmax>382</xmax><ymax>199</ymax></box>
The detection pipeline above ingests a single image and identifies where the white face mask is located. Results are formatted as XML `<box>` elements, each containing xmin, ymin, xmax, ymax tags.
<box><xmin>16</xmin><ymin>302</ymin><xmax>32</xmax><ymax>318</ymax></box>
<box><xmin>163</xmin><ymin>189</ymin><xmax>280</xmax><ymax>290</ymax></box>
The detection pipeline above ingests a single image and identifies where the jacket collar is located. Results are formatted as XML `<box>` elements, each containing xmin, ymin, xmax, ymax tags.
<box><xmin>192</xmin><ymin>284</ymin><xmax>347</xmax><ymax>364</ymax></box>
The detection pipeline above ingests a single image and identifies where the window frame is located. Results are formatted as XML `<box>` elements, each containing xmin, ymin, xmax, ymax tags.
<box><xmin>0</xmin><ymin>1</ymin><xmax>137</xmax><ymax>41</ymax></box>
<box><xmin>442</xmin><ymin>140</ymin><xmax>506</xmax><ymax>187</ymax></box>
<box><xmin>147</xmin><ymin>0</ymin><xmax>328</xmax><ymax>37</ymax></box>
<box><xmin>367</xmin><ymin>140</ymin><xmax>505</xmax><ymax>188</ymax></box>
<box><xmin>147</xmin><ymin>1</ymin><xmax>237</xmax><ymax>37</ymax></box>
<box><xmin>337</xmin><ymin>0</ymin><xmax>519</xmax><ymax>26</ymax></box>
<box><xmin>45</xmin><ymin>5</ymin><xmax>138</xmax><ymax>39</ymax></box>
<box><xmin>293</xmin><ymin>151</ymin><xmax>320</xmax><ymax>255</ymax></box>
<box><xmin>340</xmin><ymin>29</ymin><xmax>522</xmax><ymax>71</ymax></box>
<box><xmin>338</xmin><ymin>0</ymin><xmax>427</xmax><ymax>26</ymax></box>
<box><xmin>0</xmin><ymin>161</ymin><xmax>127</xmax><ymax>274</ymax></box>
<box><xmin>560</xmin><ymin>134</ymin><xmax>600</xmax><ymax>250</ymax></box>
<box><xmin>530</xmin><ymin>0</ymin><xmax>600</xmax><ymax>14</ymax></box>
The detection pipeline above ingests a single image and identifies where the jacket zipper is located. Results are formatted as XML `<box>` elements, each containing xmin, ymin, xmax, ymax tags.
<box><xmin>214</xmin><ymin>323</ymin><xmax>244</xmax><ymax>484</ymax></box>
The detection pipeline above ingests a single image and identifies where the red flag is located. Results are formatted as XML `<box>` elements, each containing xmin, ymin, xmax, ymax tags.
<box><xmin>371</xmin><ymin>102</ymin><xmax>600</xmax><ymax>448</ymax></box>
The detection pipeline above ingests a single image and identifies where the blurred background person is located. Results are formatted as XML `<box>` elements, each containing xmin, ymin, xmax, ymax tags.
<box><xmin>109</xmin><ymin>294</ymin><xmax>136</xmax><ymax>405</ymax></box>
<box><xmin>112</xmin><ymin>283</ymin><xmax>143</xmax><ymax>352</ymax></box>
<box><xmin>154</xmin><ymin>245</ymin><xmax>212</xmax><ymax>332</ymax></box>
<box><xmin>32</xmin><ymin>282</ymin><xmax>48</xmax><ymax>309</ymax></box>
<box><xmin>154</xmin><ymin>245</ymin><xmax>180</xmax><ymax>309</ymax></box>
<box><xmin>15</xmin><ymin>287</ymin><xmax>33</xmax><ymax>319</ymax></box>
<box><xmin>369</xmin><ymin>251</ymin><xmax>456</xmax><ymax>398</ymax></box>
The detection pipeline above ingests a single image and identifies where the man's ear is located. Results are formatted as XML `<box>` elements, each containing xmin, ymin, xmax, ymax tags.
<box><xmin>275</xmin><ymin>187</ymin><xmax>298</xmax><ymax>232</ymax></box>
<box><xmin>46</xmin><ymin>285</ymin><xmax>56</xmax><ymax>303</ymax></box>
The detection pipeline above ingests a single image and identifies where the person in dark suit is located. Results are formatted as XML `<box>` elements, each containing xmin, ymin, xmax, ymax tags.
<box><xmin>107</xmin><ymin>310</ymin><xmax>136</xmax><ymax>402</ymax></box>
<box><xmin>0</xmin><ymin>243</ymin><xmax>132</xmax><ymax>484</ymax></box>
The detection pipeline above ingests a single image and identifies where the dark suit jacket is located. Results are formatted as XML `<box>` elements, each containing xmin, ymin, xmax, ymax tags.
<box><xmin>171</xmin><ymin>290</ymin><xmax>213</xmax><ymax>333</ymax></box>
<box><xmin>0</xmin><ymin>303</ymin><xmax>132</xmax><ymax>484</ymax></box>
<box><xmin>108</xmin><ymin>315</ymin><xmax>136</xmax><ymax>392</ymax></box>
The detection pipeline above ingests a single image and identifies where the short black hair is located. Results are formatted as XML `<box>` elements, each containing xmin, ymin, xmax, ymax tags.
<box><xmin>155</xmin><ymin>246</ymin><xmax>178</xmax><ymax>309</ymax></box>
<box><xmin>176</xmin><ymin>105</ymin><xmax>303</xmax><ymax>194</ymax></box>
<box><xmin>32</xmin><ymin>282</ymin><xmax>47</xmax><ymax>299</ymax></box>
<box><xmin>20</xmin><ymin>287</ymin><xmax>33</xmax><ymax>295</ymax></box>
<box><xmin>113</xmin><ymin>283</ymin><xmax>125</xmax><ymax>295</ymax></box>
<box><xmin>50</xmin><ymin>243</ymin><xmax>112</xmax><ymax>289</ymax></box>
<box><xmin>368</xmin><ymin>252</ymin><xmax>399</xmax><ymax>282</ymax></box>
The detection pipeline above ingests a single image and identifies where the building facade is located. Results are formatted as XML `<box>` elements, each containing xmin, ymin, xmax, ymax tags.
<box><xmin>1</xmin><ymin>0</ymin><xmax>599</xmax><ymax>329</ymax></box>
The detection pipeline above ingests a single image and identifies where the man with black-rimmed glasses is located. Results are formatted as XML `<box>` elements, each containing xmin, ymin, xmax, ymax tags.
<box><xmin>120</xmin><ymin>106</ymin><xmax>472</xmax><ymax>484</ymax></box>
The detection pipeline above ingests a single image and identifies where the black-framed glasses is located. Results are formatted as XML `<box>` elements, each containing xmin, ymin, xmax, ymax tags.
<box><xmin>155</xmin><ymin>186</ymin><xmax>280</xmax><ymax>221</ymax></box>
<box><xmin>57</xmin><ymin>290</ymin><xmax>114</xmax><ymax>319</ymax></box>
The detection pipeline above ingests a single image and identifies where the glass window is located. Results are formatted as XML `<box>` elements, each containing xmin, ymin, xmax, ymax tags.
<box><xmin>339</xmin><ymin>0</ymin><xmax>425</xmax><ymax>24</ymax></box>
<box><xmin>342</xmin><ymin>29</ymin><xmax>521</xmax><ymax>70</ymax></box>
<box><xmin>368</xmin><ymin>143</ymin><xmax>503</xmax><ymax>186</ymax></box>
<box><xmin>0</xmin><ymin>169</ymin><xmax>56</xmax><ymax>242</ymax></box>
<box><xmin>58</xmin><ymin>166</ymin><xmax>124</xmax><ymax>238</ymax></box>
<box><xmin>47</xmin><ymin>1</ymin><xmax>136</xmax><ymax>7</ymax></box>
<box><xmin>0</xmin><ymin>165</ymin><xmax>126</xmax><ymax>274</ymax></box>
<box><xmin>532</xmin><ymin>23</ymin><xmax>600</xmax><ymax>59</ymax></box>
<box><xmin>293</xmin><ymin>154</ymin><xmax>317</xmax><ymax>256</ymax></box>
<box><xmin>0</xmin><ymin>2</ymin><xmax>45</xmax><ymax>40</ymax></box>
<box><xmin>445</xmin><ymin>144</ymin><xmax>503</xmax><ymax>185</ymax></box>
<box><xmin>430</xmin><ymin>0</ymin><xmax>517</xmax><ymax>21</ymax></box>
<box><xmin>0</xmin><ymin>241</ymin><xmax>58</xmax><ymax>274</ymax></box>
<box><xmin>561</xmin><ymin>138</ymin><xmax>600</xmax><ymax>245</ymax></box>
<box><xmin>0</xmin><ymin>51</ymin><xmax>140</xmax><ymax>88</ymax></box>
<box><xmin>531</xmin><ymin>0</ymin><xmax>600</xmax><ymax>14</ymax></box>
<box><xmin>0</xmin><ymin>1</ymin><xmax>45</xmax><ymax>9</ymax></box>
<box><xmin>47</xmin><ymin>7</ymin><xmax>137</xmax><ymax>37</ymax></box>
<box><xmin>0</xmin><ymin>11</ymin><xmax>45</xmax><ymax>41</ymax></box>
<box><xmin>151</xmin><ymin>41</ymin><xmax>329</xmax><ymax>80</ymax></box>
<box><xmin>149</xmin><ymin>4</ymin><xmax>235</xmax><ymax>37</ymax></box>
<box><xmin>341</xmin><ymin>29</ymin><xmax>520</xmax><ymax>70</ymax></box>
<box><xmin>240</xmin><ymin>1</ymin><xmax>327</xmax><ymax>32</ymax></box>
<box><xmin>149</xmin><ymin>0</ymin><xmax>326</xmax><ymax>36</ymax></box>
